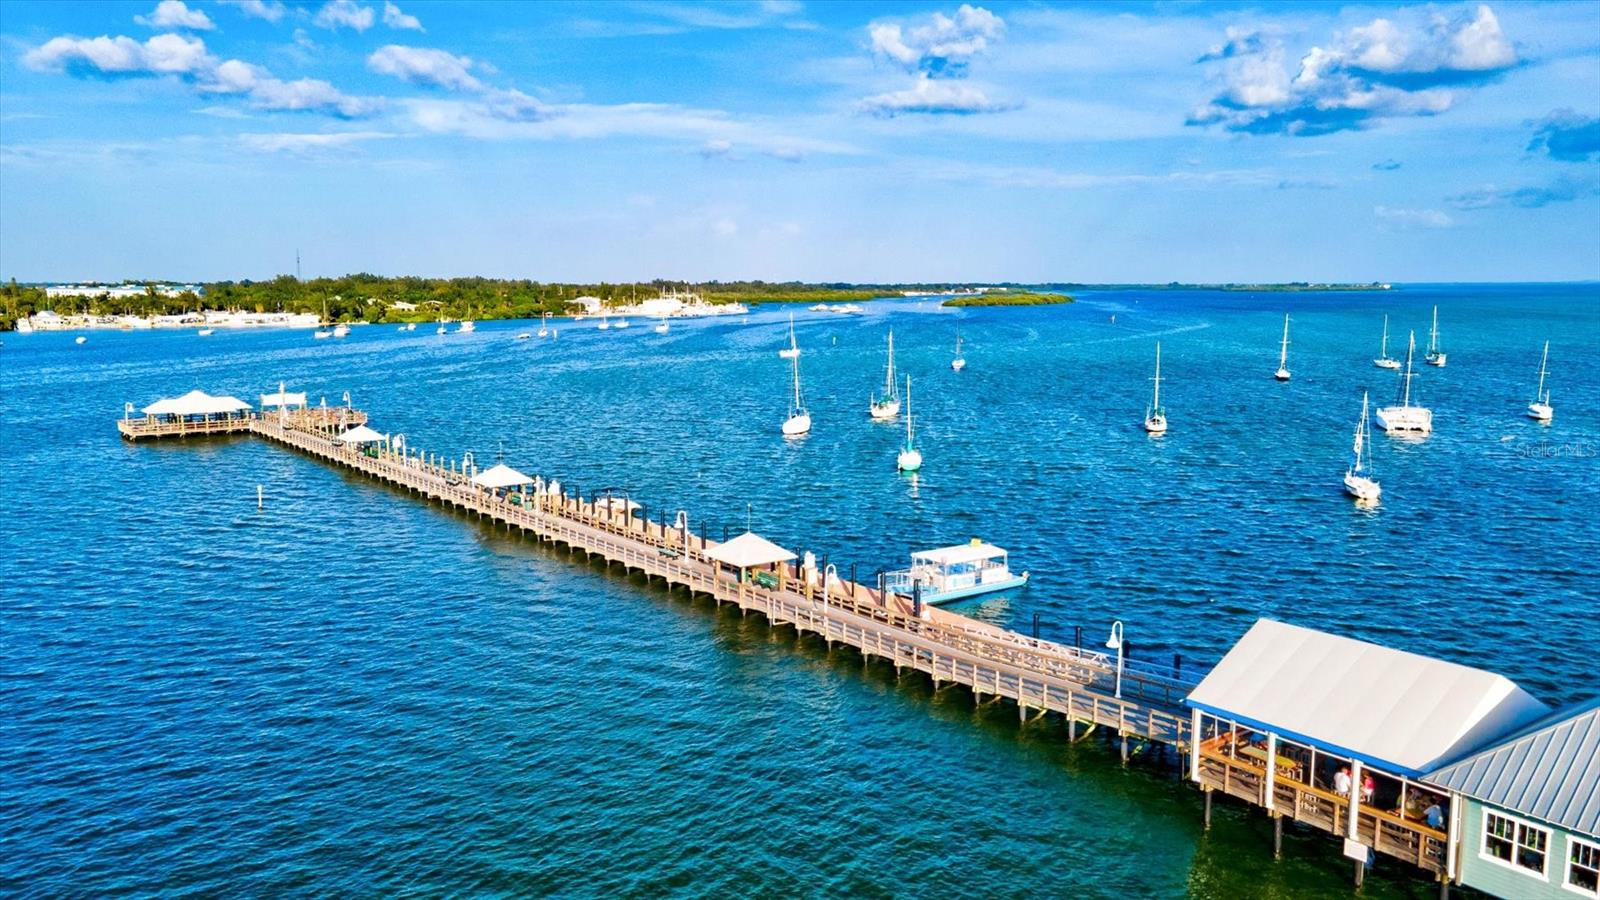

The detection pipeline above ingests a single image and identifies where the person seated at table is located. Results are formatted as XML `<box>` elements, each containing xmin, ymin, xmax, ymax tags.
<box><xmin>1425</xmin><ymin>799</ymin><xmax>1445</xmax><ymax>830</ymax></box>
<box><xmin>1334</xmin><ymin>766</ymin><xmax>1352</xmax><ymax>798</ymax></box>
<box><xmin>1361</xmin><ymin>772</ymin><xmax>1376</xmax><ymax>803</ymax></box>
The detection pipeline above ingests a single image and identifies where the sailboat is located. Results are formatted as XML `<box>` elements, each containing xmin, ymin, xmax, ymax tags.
<box><xmin>597</xmin><ymin>313</ymin><xmax>611</xmax><ymax>331</ymax></box>
<box><xmin>1344</xmin><ymin>391</ymin><xmax>1381</xmax><ymax>502</ymax></box>
<box><xmin>778</xmin><ymin>313</ymin><xmax>800</xmax><ymax>359</ymax></box>
<box><xmin>197</xmin><ymin>328</ymin><xmax>215</xmax><ymax>336</ymax></box>
<box><xmin>1374</xmin><ymin>315</ymin><xmax>1400</xmax><ymax>369</ymax></box>
<box><xmin>404</xmin><ymin>322</ymin><xmax>417</xmax><ymax>332</ymax></box>
<box><xmin>1375</xmin><ymin>331</ymin><xmax>1433</xmax><ymax>435</ymax></box>
<box><xmin>436</xmin><ymin>314</ymin><xmax>447</xmax><ymax>335</ymax></box>
<box><xmin>897</xmin><ymin>375</ymin><xmax>922</xmax><ymax>472</ymax></box>
<box><xmin>782</xmin><ymin>353</ymin><xmax>811</xmax><ymax>437</ymax></box>
<box><xmin>870</xmin><ymin>329</ymin><xmax>901</xmax><ymax>420</ymax></box>
<box><xmin>653</xmin><ymin>318</ymin><xmax>669</xmax><ymax>334</ymax></box>
<box><xmin>613</xmin><ymin>317</ymin><xmax>630</xmax><ymax>329</ymax></box>
<box><xmin>537</xmin><ymin>313</ymin><xmax>550</xmax><ymax>338</ymax></box>
<box><xmin>332</xmin><ymin>322</ymin><xmax>350</xmax><ymax>338</ymax></box>
<box><xmin>315</xmin><ymin>298</ymin><xmax>334</xmax><ymax>338</ymax></box>
<box><xmin>1528</xmin><ymin>341</ymin><xmax>1553</xmax><ymax>422</ymax></box>
<box><xmin>1274</xmin><ymin>314</ymin><xmax>1291</xmax><ymax>381</ymax></box>
<box><xmin>1425</xmin><ymin>305</ymin><xmax>1446</xmax><ymax>367</ymax></box>
<box><xmin>1144</xmin><ymin>342</ymin><xmax>1168</xmax><ymax>434</ymax></box>
<box><xmin>951</xmin><ymin>331</ymin><xmax>966</xmax><ymax>371</ymax></box>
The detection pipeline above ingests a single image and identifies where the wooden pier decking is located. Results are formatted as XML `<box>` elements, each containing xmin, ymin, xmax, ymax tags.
<box><xmin>123</xmin><ymin>407</ymin><xmax>1197</xmax><ymax>753</ymax></box>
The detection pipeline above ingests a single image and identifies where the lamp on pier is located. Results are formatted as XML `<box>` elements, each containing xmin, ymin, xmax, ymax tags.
<box><xmin>1106</xmin><ymin>620</ymin><xmax>1125</xmax><ymax>699</ymax></box>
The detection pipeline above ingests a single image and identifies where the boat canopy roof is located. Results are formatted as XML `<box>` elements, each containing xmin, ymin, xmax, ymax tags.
<box><xmin>911</xmin><ymin>542</ymin><xmax>1007</xmax><ymax>567</ymax></box>
<box><xmin>333</xmin><ymin>424</ymin><xmax>386</xmax><ymax>444</ymax></box>
<box><xmin>142</xmin><ymin>389</ymin><xmax>251</xmax><ymax>417</ymax></box>
<box><xmin>705</xmin><ymin>531</ymin><xmax>796</xmax><ymax>569</ymax></box>
<box><xmin>471</xmin><ymin>463</ymin><xmax>533</xmax><ymax>489</ymax></box>
<box><xmin>1187</xmin><ymin>619</ymin><xmax>1549</xmax><ymax>778</ymax></box>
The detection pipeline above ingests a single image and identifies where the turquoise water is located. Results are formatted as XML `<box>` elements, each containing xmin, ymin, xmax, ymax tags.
<box><xmin>3</xmin><ymin>285</ymin><xmax>1596</xmax><ymax>896</ymax></box>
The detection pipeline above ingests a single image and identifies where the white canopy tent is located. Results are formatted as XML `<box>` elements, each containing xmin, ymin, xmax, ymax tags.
<box><xmin>142</xmin><ymin>389</ymin><xmax>252</xmax><ymax>417</ymax></box>
<box><xmin>705</xmin><ymin>531</ymin><xmax>797</xmax><ymax>569</ymax></box>
<box><xmin>1187</xmin><ymin>619</ymin><xmax>1549</xmax><ymax>777</ymax></box>
<box><xmin>470</xmin><ymin>463</ymin><xmax>533</xmax><ymax>490</ymax></box>
<box><xmin>333</xmin><ymin>424</ymin><xmax>387</xmax><ymax>444</ymax></box>
<box><xmin>260</xmin><ymin>390</ymin><xmax>307</xmax><ymax>408</ymax></box>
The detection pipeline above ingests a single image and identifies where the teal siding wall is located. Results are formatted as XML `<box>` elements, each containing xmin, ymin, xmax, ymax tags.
<box><xmin>1458</xmin><ymin>800</ymin><xmax>1589</xmax><ymax>900</ymax></box>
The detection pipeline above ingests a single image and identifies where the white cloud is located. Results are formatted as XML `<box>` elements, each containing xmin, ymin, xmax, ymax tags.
<box><xmin>382</xmin><ymin>2</ymin><xmax>423</xmax><ymax>31</ymax></box>
<box><xmin>858</xmin><ymin>75</ymin><xmax>1015</xmax><ymax>117</ymax></box>
<box><xmin>314</xmin><ymin>0</ymin><xmax>375</xmax><ymax>32</ymax></box>
<box><xmin>239</xmin><ymin>130</ymin><xmax>394</xmax><ymax>152</ymax></box>
<box><xmin>368</xmin><ymin>45</ymin><xmax>480</xmax><ymax>91</ymax></box>
<box><xmin>202</xmin><ymin>59</ymin><xmax>378</xmax><ymax>116</ymax></box>
<box><xmin>869</xmin><ymin>4</ymin><xmax>1004</xmax><ymax>76</ymax></box>
<box><xmin>24</xmin><ymin>33</ymin><xmax>212</xmax><ymax>75</ymax></box>
<box><xmin>1374</xmin><ymin>205</ymin><xmax>1454</xmax><ymax>228</ymax></box>
<box><xmin>135</xmin><ymin>1</ymin><xmax>214</xmax><ymax>31</ymax></box>
<box><xmin>701</xmin><ymin>138</ymin><xmax>734</xmax><ymax>158</ymax></box>
<box><xmin>218</xmin><ymin>0</ymin><xmax>287</xmax><ymax>23</ymax></box>
<box><xmin>1191</xmin><ymin>5</ymin><xmax>1520</xmax><ymax>136</ymax></box>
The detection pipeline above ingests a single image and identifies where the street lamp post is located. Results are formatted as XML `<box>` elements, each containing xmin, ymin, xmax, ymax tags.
<box><xmin>1107</xmin><ymin>620</ymin><xmax>1125</xmax><ymax>700</ymax></box>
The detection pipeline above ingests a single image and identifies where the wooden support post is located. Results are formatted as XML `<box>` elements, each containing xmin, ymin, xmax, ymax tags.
<box><xmin>1068</xmin><ymin>717</ymin><xmax>1076</xmax><ymax>741</ymax></box>
<box><xmin>1120</xmin><ymin>731</ymin><xmax>1129</xmax><ymax>764</ymax></box>
<box><xmin>1203</xmin><ymin>788</ymin><xmax>1213</xmax><ymax>830</ymax></box>
<box><xmin>1273</xmin><ymin>814</ymin><xmax>1282</xmax><ymax>858</ymax></box>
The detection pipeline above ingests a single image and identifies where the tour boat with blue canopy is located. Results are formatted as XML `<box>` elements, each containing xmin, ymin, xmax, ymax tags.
<box><xmin>885</xmin><ymin>540</ymin><xmax>1028</xmax><ymax>605</ymax></box>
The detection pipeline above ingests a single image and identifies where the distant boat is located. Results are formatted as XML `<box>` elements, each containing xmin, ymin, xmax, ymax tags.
<box><xmin>515</xmin><ymin>332</ymin><xmax>531</xmax><ymax>341</ymax></box>
<box><xmin>598</xmin><ymin>314</ymin><xmax>610</xmax><ymax>331</ymax></box>
<box><xmin>1274</xmin><ymin>314</ymin><xmax>1291</xmax><ymax>381</ymax></box>
<box><xmin>613</xmin><ymin>318</ymin><xmax>630</xmax><ymax>329</ymax></box>
<box><xmin>397</xmin><ymin>325</ymin><xmax>407</xmax><ymax>332</ymax></box>
<box><xmin>404</xmin><ymin>322</ymin><xmax>417</xmax><ymax>332</ymax></box>
<box><xmin>1144</xmin><ymin>342</ymin><xmax>1168</xmax><ymax>434</ymax></box>
<box><xmin>897</xmin><ymin>375</ymin><xmax>922</xmax><ymax>472</ymax></box>
<box><xmin>1374</xmin><ymin>315</ymin><xmax>1400</xmax><ymax>369</ymax></box>
<box><xmin>782</xmin><ymin>353</ymin><xmax>811</xmax><ymax>437</ymax></box>
<box><xmin>197</xmin><ymin>328</ymin><xmax>215</xmax><ymax>336</ymax></box>
<box><xmin>1528</xmin><ymin>340</ymin><xmax>1553</xmax><ymax>422</ymax></box>
<box><xmin>333</xmin><ymin>323</ymin><xmax>350</xmax><ymax>338</ymax></box>
<box><xmin>951</xmin><ymin>331</ymin><xmax>966</xmax><ymax>371</ymax></box>
<box><xmin>537</xmin><ymin>313</ymin><xmax>550</xmax><ymax>338</ymax></box>
<box><xmin>436</xmin><ymin>316</ymin><xmax>447</xmax><ymax>335</ymax></box>
<box><xmin>653</xmin><ymin>319</ymin><xmax>669</xmax><ymax>334</ymax></box>
<box><xmin>870</xmin><ymin>328</ymin><xmax>901</xmax><ymax>420</ymax></box>
<box><xmin>884</xmin><ymin>541</ymin><xmax>1028</xmax><ymax>606</ymax></box>
<box><xmin>75</xmin><ymin>335</ymin><xmax>87</xmax><ymax>345</ymax></box>
<box><xmin>314</xmin><ymin>329</ymin><xmax>332</xmax><ymax>340</ymax></box>
<box><xmin>1375</xmin><ymin>331</ymin><xmax>1433</xmax><ymax>435</ymax></box>
<box><xmin>1425</xmin><ymin>306</ymin><xmax>1446</xmax><ymax>367</ymax></box>
<box><xmin>1344</xmin><ymin>391</ymin><xmax>1381</xmax><ymax>502</ymax></box>
<box><xmin>808</xmin><ymin>303</ymin><xmax>830</xmax><ymax>312</ymax></box>
<box><xmin>833</xmin><ymin>303</ymin><xmax>864</xmax><ymax>314</ymax></box>
<box><xmin>779</xmin><ymin>313</ymin><xmax>800</xmax><ymax>359</ymax></box>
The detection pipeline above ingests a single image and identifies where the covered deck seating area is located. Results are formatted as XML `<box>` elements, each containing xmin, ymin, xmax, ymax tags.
<box><xmin>705</xmin><ymin>531</ymin><xmax>797</xmax><ymax>593</ymax></box>
<box><xmin>118</xmin><ymin>389</ymin><xmax>253</xmax><ymax>440</ymax></box>
<box><xmin>1187</xmin><ymin>619</ymin><xmax>1549</xmax><ymax>881</ymax></box>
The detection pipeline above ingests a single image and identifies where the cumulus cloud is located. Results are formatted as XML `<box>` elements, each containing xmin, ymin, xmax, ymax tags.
<box><xmin>382</xmin><ymin>2</ymin><xmax>423</xmax><ymax>31</ymax></box>
<box><xmin>24</xmin><ymin>31</ymin><xmax>376</xmax><ymax>118</ymax></box>
<box><xmin>218</xmin><ymin>0</ymin><xmax>286</xmax><ymax>22</ymax></box>
<box><xmin>1375</xmin><ymin>205</ymin><xmax>1453</xmax><ymax>228</ymax></box>
<box><xmin>858</xmin><ymin>75</ymin><xmax>1016</xmax><ymax>117</ymax></box>
<box><xmin>239</xmin><ymin>130</ymin><xmax>394</xmax><ymax>153</ymax></box>
<box><xmin>869</xmin><ymin>4</ymin><xmax>1004</xmax><ymax>77</ymax></box>
<box><xmin>1450</xmin><ymin>176</ymin><xmax>1600</xmax><ymax>209</ymax></box>
<box><xmin>368</xmin><ymin>45</ymin><xmax>480</xmax><ymax>91</ymax></box>
<box><xmin>1527</xmin><ymin>110</ymin><xmax>1600</xmax><ymax>163</ymax></box>
<box><xmin>1190</xmin><ymin>4</ymin><xmax>1518</xmax><ymax>136</ymax></box>
<box><xmin>135</xmin><ymin>1</ymin><xmax>214</xmax><ymax>31</ymax></box>
<box><xmin>314</xmin><ymin>0</ymin><xmax>375</xmax><ymax>32</ymax></box>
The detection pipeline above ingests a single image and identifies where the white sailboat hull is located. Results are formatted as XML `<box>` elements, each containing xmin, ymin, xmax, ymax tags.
<box><xmin>1144</xmin><ymin>415</ymin><xmax>1167</xmax><ymax>434</ymax></box>
<box><xmin>1274</xmin><ymin>368</ymin><xmax>1291</xmax><ymax>381</ymax></box>
<box><xmin>951</xmin><ymin>358</ymin><xmax>965</xmax><ymax>371</ymax></box>
<box><xmin>1375</xmin><ymin>405</ymin><xmax>1433</xmax><ymax>435</ymax></box>
<box><xmin>1374</xmin><ymin>358</ymin><xmax>1401</xmax><ymax>370</ymax></box>
<box><xmin>897</xmin><ymin>449</ymin><xmax>923</xmax><ymax>472</ymax></box>
<box><xmin>1344</xmin><ymin>472</ymin><xmax>1381</xmax><ymax>501</ymax></box>
<box><xmin>870</xmin><ymin>400</ymin><xmax>900</xmax><ymax>420</ymax></box>
<box><xmin>1528</xmin><ymin>402</ymin><xmax>1553</xmax><ymax>422</ymax></box>
<box><xmin>1426</xmin><ymin>354</ymin><xmax>1446</xmax><ymax>367</ymax></box>
<box><xmin>782</xmin><ymin>414</ymin><xmax>811</xmax><ymax>436</ymax></box>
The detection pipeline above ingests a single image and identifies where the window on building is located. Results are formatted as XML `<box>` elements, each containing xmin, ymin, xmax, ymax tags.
<box><xmin>1569</xmin><ymin>838</ymin><xmax>1600</xmax><ymax>897</ymax></box>
<box><xmin>1483</xmin><ymin>812</ymin><xmax>1550</xmax><ymax>876</ymax></box>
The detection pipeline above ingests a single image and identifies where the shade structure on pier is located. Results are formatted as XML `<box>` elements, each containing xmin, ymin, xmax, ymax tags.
<box><xmin>142</xmin><ymin>389</ymin><xmax>251</xmax><ymax>417</ymax></box>
<box><xmin>1186</xmin><ymin>619</ymin><xmax>1548</xmax><ymax>777</ymax></box>
<box><xmin>260</xmin><ymin>390</ymin><xmax>306</xmax><ymax>408</ymax></box>
<box><xmin>705</xmin><ymin>531</ymin><xmax>796</xmax><ymax>569</ymax></box>
<box><xmin>333</xmin><ymin>424</ymin><xmax>386</xmax><ymax>444</ymax></box>
<box><xmin>471</xmin><ymin>463</ymin><xmax>533</xmax><ymax>490</ymax></box>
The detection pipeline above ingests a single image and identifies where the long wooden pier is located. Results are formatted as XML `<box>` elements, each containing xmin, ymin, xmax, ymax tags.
<box><xmin>122</xmin><ymin>407</ymin><xmax>1196</xmax><ymax>756</ymax></box>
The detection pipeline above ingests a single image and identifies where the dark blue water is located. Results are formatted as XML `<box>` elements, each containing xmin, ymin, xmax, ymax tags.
<box><xmin>4</xmin><ymin>285</ymin><xmax>1597</xmax><ymax>896</ymax></box>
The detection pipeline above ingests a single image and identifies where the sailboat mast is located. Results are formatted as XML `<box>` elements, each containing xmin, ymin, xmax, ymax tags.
<box><xmin>1380</xmin><ymin>315</ymin><xmax>1389</xmax><ymax>357</ymax></box>
<box><xmin>1355</xmin><ymin>392</ymin><xmax>1369</xmax><ymax>467</ymax></box>
<box><xmin>1152</xmin><ymin>342</ymin><xmax>1162</xmax><ymax>410</ymax></box>
<box><xmin>1536</xmin><ymin>341</ymin><xmax>1550</xmax><ymax>402</ymax></box>
<box><xmin>904</xmin><ymin>376</ymin><xmax>913</xmax><ymax>447</ymax></box>
<box><xmin>1429</xmin><ymin>306</ymin><xmax>1439</xmax><ymax>353</ymax></box>
<box><xmin>1402</xmin><ymin>332</ymin><xmax>1416</xmax><ymax>406</ymax></box>
<box><xmin>791</xmin><ymin>355</ymin><xmax>802</xmax><ymax>410</ymax></box>
<box><xmin>1279</xmin><ymin>314</ymin><xmax>1290</xmax><ymax>368</ymax></box>
<box><xmin>886</xmin><ymin>329</ymin><xmax>896</xmax><ymax>397</ymax></box>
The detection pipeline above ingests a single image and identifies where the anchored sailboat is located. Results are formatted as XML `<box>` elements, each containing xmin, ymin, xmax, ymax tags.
<box><xmin>779</xmin><ymin>313</ymin><xmax>800</xmax><ymax>359</ymax></box>
<box><xmin>1144</xmin><ymin>342</ymin><xmax>1168</xmax><ymax>434</ymax></box>
<box><xmin>537</xmin><ymin>313</ymin><xmax>550</xmax><ymax>338</ymax></box>
<box><xmin>870</xmin><ymin>329</ymin><xmax>901</xmax><ymax>420</ymax></box>
<box><xmin>951</xmin><ymin>331</ymin><xmax>966</xmax><ymax>371</ymax></box>
<box><xmin>897</xmin><ymin>376</ymin><xmax>922</xmax><ymax>472</ymax></box>
<box><xmin>1374</xmin><ymin>315</ymin><xmax>1400</xmax><ymax>369</ymax></box>
<box><xmin>1528</xmin><ymin>341</ymin><xmax>1553</xmax><ymax>422</ymax></box>
<box><xmin>1425</xmin><ymin>305</ymin><xmax>1446</xmax><ymax>367</ymax></box>
<box><xmin>1344</xmin><ymin>391</ymin><xmax>1381</xmax><ymax>502</ymax></box>
<box><xmin>782</xmin><ymin>354</ymin><xmax>811</xmax><ymax>437</ymax></box>
<box><xmin>1375</xmin><ymin>331</ymin><xmax>1433</xmax><ymax>435</ymax></box>
<box><xmin>1274</xmin><ymin>314</ymin><xmax>1291</xmax><ymax>381</ymax></box>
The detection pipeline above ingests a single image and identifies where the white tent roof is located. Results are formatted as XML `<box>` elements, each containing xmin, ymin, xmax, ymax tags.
<box><xmin>333</xmin><ymin>424</ymin><xmax>386</xmax><ymax>444</ymax></box>
<box><xmin>142</xmin><ymin>389</ymin><xmax>252</xmax><ymax>416</ymax></box>
<box><xmin>471</xmin><ymin>463</ymin><xmax>533</xmax><ymax>489</ymax></box>
<box><xmin>911</xmin><ymin>542</ymin><xmax>1007</xmax><ymax>566</ymax></box>
<box><xmin>1187</xmin><ymin>619</ymin><xmax>1549</xmax><ymax>777</ymax></box>
<box><xmin>705</xmin><ymin>531</ymin><xmax>797</xmax><ymax>569</ymax></box>
<box><xmin>260</xmin><ymin>390</ymin><xmax>306</xmax><ymax>408</ymax></box>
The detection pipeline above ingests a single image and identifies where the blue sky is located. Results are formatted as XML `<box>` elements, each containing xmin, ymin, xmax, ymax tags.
<box><xmin>1</xmin><ymin>0</ymin><xmax>1597</xmax><ymax>283</ymax></box>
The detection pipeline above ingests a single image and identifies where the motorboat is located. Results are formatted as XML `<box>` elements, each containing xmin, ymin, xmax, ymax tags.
<box><xmin>884</xmin><ymin>540</ymin><xmax>1029</xmax><ymax>606</ymax></box>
